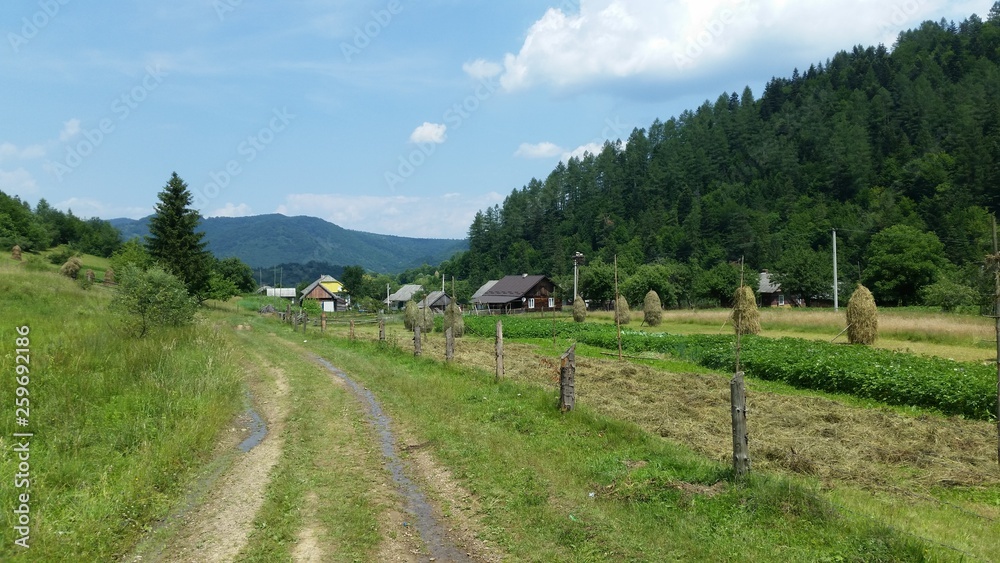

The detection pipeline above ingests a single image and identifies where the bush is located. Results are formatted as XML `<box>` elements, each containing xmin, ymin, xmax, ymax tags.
<box><xmin>614</xmin><ymin>295</ymin><xmax>631</xmax><ymax>325</ymax></box>
<box><xmin>444</xmin><ymin>302</ymin><xmax>464</xmax><ymax>337</ymax></box>
<box><xmin>846</xmin><ymin>284</ymin><xmax>878</xmax><ymax>345</ymax></box>
<box><xmin>731</xmin><ymin>285</ymin><xmax>760</xmax><ymax>335</ymax></box>
<box><xmin>49</xmin><ymin>246</ymin><xmax>77</xmax><ymax>265</ymax></box>
<box><xmin>643</xmin><ymin>290</ymin><xmax>662</xmax><ymax>326</ymax></box>
<box><xmin>110</xmin><ymin>265</ymin><xmax>197</xmax><ymax>337</ymax></box>
<box><xmin>572</xmin><ymin>296</ymin><xmax>587</xmax><ymax>323</ymax></box>
<box><xmin>921</xmin><ymin>278</ymin><xmax>978</xmax><ymax>312</ymax></box>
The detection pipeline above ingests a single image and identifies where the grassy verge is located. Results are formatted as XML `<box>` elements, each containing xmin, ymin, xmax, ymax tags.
<box><xmin>0</xmin><ymin>266</ymin><xmax>242</xmax><ymax>560</ymax></box>
<box><xmin>273</xmin><ymin>327</ymin><xmax>928</xmax><ymax>561</ymax></box>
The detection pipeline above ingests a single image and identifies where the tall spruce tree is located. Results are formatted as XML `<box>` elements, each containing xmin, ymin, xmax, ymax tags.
<box><xmin>146</xmin><ymin>172</ymin><xmax>212</xmax><ymax>299</ymax></box>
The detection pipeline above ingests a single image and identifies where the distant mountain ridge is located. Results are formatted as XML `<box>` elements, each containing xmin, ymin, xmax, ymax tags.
<box><xmin>110</xmin><ymin>213</ymin><xmax>467</xmax><ymax>274</ymax></box>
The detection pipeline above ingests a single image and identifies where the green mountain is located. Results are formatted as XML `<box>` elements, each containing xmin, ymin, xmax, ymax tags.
<box><xmin>110</xmin><ymin>214</ymin><xmax>467</xmax><ymax>274</ymax></box>
<box><xmin>450</xmin><ymin>8</ymin><xmax>1000</xmax><ymax>308</ymax></box>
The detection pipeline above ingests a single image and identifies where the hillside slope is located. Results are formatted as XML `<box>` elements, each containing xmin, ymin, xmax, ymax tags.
<box><xmin>111</xmin><ymin>214</ymin><xmax>467</xmax><ymax>273</ymax></box>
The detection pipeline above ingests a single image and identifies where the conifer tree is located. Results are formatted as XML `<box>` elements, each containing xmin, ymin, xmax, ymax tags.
<box><xmin>146</xmin><ymin>172</ymin><xmax>212</xmax><ymax>299</ymax></box>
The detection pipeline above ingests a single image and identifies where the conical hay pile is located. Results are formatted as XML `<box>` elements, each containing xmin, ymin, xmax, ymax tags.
<box><xmin>614</xmin><ymin>295</ymin><xmax>631</xmax><ymax>325</ymax></box>
<box><xmin>846</xmin><ymin>284</ymin><xmax>878</xmax><ymax>345</ymax></box>
<box><xmin>731</xmin><ymin>285</ymin><xmax>760</xmax><ymax>335</ymax></box>
<box><xmin>643</xmin><ymin>290</ymin><xmax>662</xmax><ymax>326</ymax></box>
<box><xmin>572</xmin><ymin>296</ymin><xmax>587</xmax><ymax>322</ymax></box>
<box><xmin>444</xmin><ymin>301</ymin><xmax>464</xmax><ymax>337</ymax></box>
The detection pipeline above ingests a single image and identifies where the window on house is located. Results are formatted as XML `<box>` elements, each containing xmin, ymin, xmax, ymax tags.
<box><xmin>527</xmin><ymin>298</ymin><xmax>535</xmax><ymax>309</ymax></box>
<box><xmin>778</xmin><ymin>294</ymin><xmax>785</xmax><ymax>306</ymax></box>
<box><xmin>548</xmin><ymin>297</ymin><xmax>555</xmax><ymax>308</ymax></box>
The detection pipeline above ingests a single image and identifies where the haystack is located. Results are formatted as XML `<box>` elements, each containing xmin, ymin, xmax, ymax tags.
<box><xmin>444</xmin><ymin>301</ymin><xmax>464</xmax><ymax>337</ymax></box>
<box><xmin>643</xmin><ymin>290</ymin><xmax>662</xmax><ymax>326</ymax></box>
<box><xmin>11</xmin><ymin>245</ymin><xmax>22</xmax><ymax>261</ymax></box>
<box><xmin>60</xmin><ymin>256</ymin><xmax>82</xmax><ymax>279</ymax></box>
<box><xmin>614</xmin><ymin>295</ymin><xmax>631</xmax><ymax>325</ymax></box>
<box><xmin>846</xmin><ymin>284</ymin><xmax>878</xmax><ymax>345</ymax></box>
<box><xmin>572</xmin><ymin>295</ymin><xmax>587</xmax><ymax>322</ymax></box>
<box><xmin>731</xmin><ymin>285</ymin><xmax>761</xmax><ymax>336</ymax></box>
<box><xmin>403</xmin><ymin>300</ymin><xmax>418</xmax><ymax>330</ymax></box>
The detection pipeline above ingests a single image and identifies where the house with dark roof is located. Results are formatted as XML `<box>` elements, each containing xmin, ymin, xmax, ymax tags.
<box><xmin>475</xmin><ymin>274</ymin><xmax>561</xmax><ymax>313</ymax></box>
<box><xmin>417</xmin><ymin>290</ymin><xmax>451</xmax><ymax>312</ymax></box>
<box><xmin>469</xmin><ymin>280</ymin><xmax>498</xmax><ymax>311</ymax></box>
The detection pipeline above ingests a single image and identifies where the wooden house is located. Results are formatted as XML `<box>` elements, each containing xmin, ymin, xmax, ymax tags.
<box><xmin>475</xmin><ymin>274</ymin><xmax>561</xmax><ymax>313</ymax></box>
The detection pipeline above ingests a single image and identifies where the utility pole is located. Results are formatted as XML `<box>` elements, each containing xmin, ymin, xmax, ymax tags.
<box><xmin>573</xmin><ymin>251</ymin><xmax>584</xmax><ymax>300</ymax></box>
<box><xmin>833</xmin><ymin>228</ymin><xmax>839</xmax><ymax>312</ymax></box>
<box><xmin>992</xmin><ymin>214</ymin><xmax>999</xmax><ymax>468</ymax></box>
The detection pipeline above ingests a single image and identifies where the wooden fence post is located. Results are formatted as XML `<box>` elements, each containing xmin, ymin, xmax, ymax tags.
<box><xmin>559</xmin><ymin>344</ymin><xmax>576</xmax><ymax>412</ymax></box>
<box><xmin>731</xmin><ymin>371</ymin><xmax>750</xmax><ymax>478</ymax></box>
<box><xmin>292</xmin><ymin>313</ymin><xmax>298</xmax><ymax>331</ymax></box>
<box><xmin>379</xmin><ymin>320</ymin><xmax>386</xmax><ymax>342</ymax></box>
<box><xmin>302</xmin><ymin>313</ymin><xmax>307</xmax><ymax>334</ymax></box>
<box><xmin>321</xmin><ymin>312</ymin><xmax>326</xmax><ymax>333</ymax></box>
<box><xmin>286</xmin><ymin>303</ymin><xmax>292</xmax><ymax>324</ymax></box>
<box><xmin>349</xmin><ymin>319</ymin><xmax>355</xmax><ymax>340</ymax></box>
<box><xmin>413</xmin><ymin>325</ymin><xmax>422</xmax><ymax>356</ymax></box>
<box><xmin>495</xmin><ymin>320</ymin><xmax>504</xmax><ymax>381</ymax></box>
<box><xmin>445</xmin><ymin>327</ymin><xmax>454</xmax><ymax>362</ymax></box>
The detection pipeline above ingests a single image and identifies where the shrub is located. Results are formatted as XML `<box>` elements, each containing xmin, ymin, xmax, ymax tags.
<box><xmin>403</xmin><ymin>300</ymin><xmax>418</xmax><ymax>330</ymax></box>
<box><xmin>49</xmin><ymin>246</ymin><xmax>77</xmax><ymax>265</ymax></box>
<box><xmin>444</xmin><ymin>301</ymin><xmax>464</xmax><ymax>337</ymax></box>
<box><xmin>731</xmin><ymin>285</ymin><xmax>760</xmax><ymax>335</ymax></box>
<box><xmin>614</xmin><ymin>295</ymin><xmax>631</xmax><ymax>325</ymax></box>
<box><xmin>643</xmin><ymin>290</ymin><xmax>662</xmax><ymax>326</ymax></box>
<box><xmin>60</xmin><ymin>256</ymin><xmax>83</xmax><ymax>279</ymax></box>
<box><xmin>846</xmin><ymin>284</ymin><xmax>878</xmax><ymax>345</ymax></box>
<box><xmin>110</xmin><ymin>265</ymin><xmax>197</xmax><ymax>337</ymax></box>
<box><xmin>572</xmin><ymin>296</ymin><xmax>587</xmax><ymax>323</ymax></box>
<box><xmin>920</xmin><ymin>278</ymin><xmax>978</xmax><ymax>312</ymax></box>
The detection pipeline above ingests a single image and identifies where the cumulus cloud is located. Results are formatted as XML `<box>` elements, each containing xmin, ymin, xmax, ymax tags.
<box><xmin>59</xmin><ymin>118</ymin><xmax>81</xmax><ymax>142</ymax></box>
<box><xmin>493</xmin><ymin>0</ymin><xmax>946</xmax><ymax>93</ymax></box>
<box><xmin>53</xmin><ymin>197</ymin><xmax>149</xmax><ymax>219</ymax></box>
<box><xmin>462</xmin><ymin>58</ymin><xmax>503</xmax><ymax>80</ymax></box>
<box><xmin>561</xmin><ymin>142</ymin><xmax>604</xmax><ymax>161</ymax></box>
<box><xmin>409</xmin><ymin>122</ymin><xmax>448</xmax><ymax>144</ymax></box>
<box><xmin>514</xmin><ymin>142</ymin><xmax>564</xmax><ymax>159</ymax></box>
<box><xmin>209</xmin><ymin>202</ymin><xmax>253</xmax><ymax>217</ymax></box>
<box><xmin>0</xmin><ymin>168</ymin><xmax>38</xmax><ymax>195</ymax></box>
<box><xmin>276</xmin><ymin>191</ymin><xmax>504</xmax><ymax>238</ymax></box>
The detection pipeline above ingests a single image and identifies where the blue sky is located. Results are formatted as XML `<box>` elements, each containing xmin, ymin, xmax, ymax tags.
<box><xmin>1</xmin><ymin>0</ymin><xmax>992</xmax><ymax>239</ymax></box>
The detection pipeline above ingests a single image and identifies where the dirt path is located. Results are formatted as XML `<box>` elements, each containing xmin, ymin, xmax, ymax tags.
<box><xmin>127</xmin><ymin>345</ymin><xmax>290</xmax><ymax>563</ymax></box>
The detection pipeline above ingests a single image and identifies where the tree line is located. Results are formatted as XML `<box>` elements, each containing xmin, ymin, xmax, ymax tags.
<box><xmin>440</xmin><ymin>6</ymin><xmax>1000</xmax><ymax>309</ymax></box>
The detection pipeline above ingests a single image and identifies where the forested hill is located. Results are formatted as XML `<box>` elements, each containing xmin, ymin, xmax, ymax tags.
<box><xmin>450</xmin><ymin>8</ymin><xmax>1000</xmax><ymax>307</ymax></box>
<box><xmin>111</xmin><ymin>214</ymin><xmax>467</xmax><ymax>274</ymax></box>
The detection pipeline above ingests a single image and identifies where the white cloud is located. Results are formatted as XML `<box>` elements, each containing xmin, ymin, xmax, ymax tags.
<box><xmin>515</xmin><ymin>141</ymin><xmax>564</xmax><ymax>159</ymax></box>
<box><xmin>0</xmin><ymin>142</ymin><xmax>45</xmax><ymax>161</ymax></box>
<box><xmin>0</xmin><ymin>168</ymin><xmax>39</xmax><ymax>195</ymax></box>
<box><xmin>409</xmin><ymin>122</ymin><xmax>447</xmax><ymax>144</ymax></box>
<box><xmin>209</xmin><ymin>202</ymin><xmax>253</xmax><ymax>217</ymax></box>
<box><xmin>59</xmin><ymin>118</ymin><xmax>81</xmax><ymax>142</ymax></box>
<box><xmin>462</xmin><ymin>58</ymin><xmax>503</xmax><ymax>80</ymax></box>
<box><xmin>54</xmin><ymin>197</ymin><xmax>149</xmax><ymax>219</ymax></box>
<box><xmin>276</xmin><ymin>191</ymin><xmax>504</xmax><ymax>238</ymax></box>
<box><xmin>495</xmin><ymin>0</ymin><xmax>949</xmax><ymax>93</ymax></box>
<box><xmin>561</xmin><ymin>142</ymin><xmax>604</xmax><ymax>162</ymax></box>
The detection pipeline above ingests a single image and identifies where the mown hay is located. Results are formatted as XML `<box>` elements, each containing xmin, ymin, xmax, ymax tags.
<box><xmin>11</xmin><ymin>245</ymin><xmax>22</xmax><ymax>261</ymax></box>
<box><xmin>104</xmin><ymin>268</ymin><xmax>116</xmax><ymax>285</ymax></box>
<box><xmin>614</xmin><ymin>295</ymin><xmax>631</xmax><ymax>325</ymax></box>
<box><xmin>572</xmin><ymin>296</ymin><xmax>587</xmax><ymax>323</ymax></box>
<box><xmin>60</xmin><ymin>256</ymin><xmax>82</xmax><ymax>279</ymax></box>
<box><xmin>846</xmin><ymin>284</ymin><xmax>878</xmax><ymax>345</ymax></box>
<box><xmin>643</xmin><ymin>290</ymin><xmax>662</xmax><ymax>327</ymax></box>
<box><xmin>444</xmin><ymin>301</ymin><xmax>464</xmax><ymax>337</ymax></box>
<box><xmin>731</xmin><ymin>285</ymin><xmax>760</xmax><ymax>335</ymax></box>
<box><xmin>419</xmin><ymin>305</ymin><xmax>435</xmax><ymax>333</ymax></box>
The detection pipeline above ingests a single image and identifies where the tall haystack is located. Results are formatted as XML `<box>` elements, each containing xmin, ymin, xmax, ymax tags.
<box><xmin>614</xmin><ymin>295</ymin><xmax>631</xmax><ymax>325</ymax></box>
<box><xmin>572</xmin><ymin>295</ymin><xmax>587</xmax><ymax>322</ymax></box>
<box><xmin>11</xmin><ymin>245</ymin><xmax>22</xmax><ymax>261</ymax></box>
<box><xmin>403</xmin><ymin>300</ymin><xmax>418</xmax><ymax>330</ymax></box>
<box><xmin>846</xmin><ymin>284</ymin><xmax>878</xmax><ymax>345</ymax></box>
<box><xmin>731</xmin><ymin>285</ymin><xmax>761</xmax><ymax>336</ymax></box>
<box><xmin>643</xmin><ymin>290</ymin><xmax>662</xmax><ymax>326</ymax></box>
<box><xmin>104</xmin><ymin>268</ymin><xmax>116</xmax><ymax>285</ymax></box>
<box><xmin>444</xmin><ymin>301</ymin><xmax>464</xmax><ymax>337</ymax></box>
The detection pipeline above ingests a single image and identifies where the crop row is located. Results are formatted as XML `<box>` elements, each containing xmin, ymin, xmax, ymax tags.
<box><xmin>463</xmin><ymin>316</ymin><xmax>998</xmax><ymax>420</ymax></box>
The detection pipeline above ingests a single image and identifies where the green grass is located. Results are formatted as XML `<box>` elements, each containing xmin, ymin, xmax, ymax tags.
<box><xmin>273</xmin><ymin>328</ymin><xmax>928</xmax><ymax>561</ymax></box>
<box><xmin>0</xmin><ymin>266</ymin><xmax>243</xmax><ymax>560</ymax></box>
